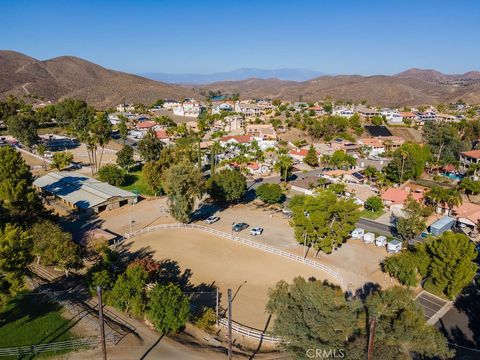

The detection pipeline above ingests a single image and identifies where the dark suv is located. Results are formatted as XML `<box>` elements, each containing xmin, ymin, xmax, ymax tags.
<box><xmin>232</xmin><ymin>222</ymin><xmax>249</xmax><ymax>232</ymax></box>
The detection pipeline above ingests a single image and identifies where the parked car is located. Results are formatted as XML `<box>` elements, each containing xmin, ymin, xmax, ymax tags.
<box><xmin>250</xmin><ymin>227</ymin><xmax>263</xmax><ymax>236</ymax></box>
<box><xmin>232</xmin><ymin>222</ymin><xmax>249</xmax><ymax>232</ymax></box>
<box><xmin>205</xmin><ymin>216</ymin><xmax>220</xmax><ymax>224</ymax></box>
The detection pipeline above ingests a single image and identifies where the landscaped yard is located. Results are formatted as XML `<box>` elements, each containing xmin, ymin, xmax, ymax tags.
<box><xmin>0</xmin><ymin>294</ymin><xmax>76</xmax><ymax>353</ymax></box>
<box><xmin>360</xmin><ymin>209</ymin><xmax>386</xmax><ymax>220</ymax></box>
<box><xmin>120</xmin><ymin>170</ymin><xmax>156</xmax><ymax>196</ymax></box>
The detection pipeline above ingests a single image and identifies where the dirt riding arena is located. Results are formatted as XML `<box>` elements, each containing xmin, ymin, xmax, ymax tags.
<box><xmin>126</xmin><ymin>228</ymin><xmax>338</xmax><ymax>331</ymax></box>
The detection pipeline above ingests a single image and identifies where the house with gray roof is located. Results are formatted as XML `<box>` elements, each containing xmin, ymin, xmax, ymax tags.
<box><xmin>33</xmin><ymin>172</ymin><xmax>137</xmax><ymax>213</ymax></box>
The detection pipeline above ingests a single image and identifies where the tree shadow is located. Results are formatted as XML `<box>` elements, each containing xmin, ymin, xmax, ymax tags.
<box><xmin>353</xmin><ymin>282</ymin><xmax>382</xmax><ymax>302</ymax></box>
<box><xmin>190</xmin><ymin>202</ymin><xmax>224</xmax><ymax>221</ymax></box>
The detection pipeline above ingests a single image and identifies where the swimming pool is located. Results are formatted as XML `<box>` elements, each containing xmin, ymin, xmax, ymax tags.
<box><xmin>442</xmin><ymin>172</ymin><xmax>463</xmax><ymax>181</ymax></box>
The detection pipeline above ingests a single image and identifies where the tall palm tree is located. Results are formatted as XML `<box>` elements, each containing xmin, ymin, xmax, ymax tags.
<box><xmin>399</xmin><ymin>149</ymin><xmax>409</xmax><ymax>184</ymax></box>
<box><xmin>274</xmin><ymin>154</ymin><xmax>294</xmax><ymax>182</ymax></box>
<box><xmin>445</xmin><ymin>189</ymin><xmax>462</xmax><ymax>215</ymax></box>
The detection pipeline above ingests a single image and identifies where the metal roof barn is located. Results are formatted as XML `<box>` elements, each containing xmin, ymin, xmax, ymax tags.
<box><xmin>33</xmin><ymin>172</ymin><xmax>137</xmax><ymax>213</ymax></box>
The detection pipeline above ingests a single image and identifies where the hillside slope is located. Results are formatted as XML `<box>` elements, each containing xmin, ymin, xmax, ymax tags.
<box><xmin>0</xmin><ymin>51</ymin><xmax>197</xmax><ymax>108</ymax></box>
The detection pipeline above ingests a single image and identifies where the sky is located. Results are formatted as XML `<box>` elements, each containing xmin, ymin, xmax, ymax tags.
<box><xmin>2</xmin><ymin>0</ymin><xmax>480</xmax><ymax>75</ymax></box>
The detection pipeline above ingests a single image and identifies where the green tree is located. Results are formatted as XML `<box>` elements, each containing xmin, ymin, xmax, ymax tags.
<box><xmin>289</xmin><ymin>190</ymin><xmax>360</xmax><ymax>254</ymax></box>
<box><xmin>162</xmin><ymin>160</ymin><xmax>204</xmax><ymax>223</ymax></box>
<box><xmin>363</xmin><ymin>165</ymin><xmax>378</xmax><ymax>182</ymax></box>
<box><xmin>366</xmin><ymin>287</ymin><xmax>452</xmax><ymax>359</ymax></box>
<box><xmin>423</xmin><ymin>121</ymin><xmax>466</xmax><ymax>165</ymax></box>
<box><xmin>108</xmin><ymin>264</ymin><xmax>148</xmax><ymax>317</ymax></box>
<box><xmin>30</xmin><ymin>220</ymin><xmax>82</xmax><ymax>276</ymax></box>
<box><xmin>146</xmin><ymin>283</ymin><xmax>190</xmax><ymax>334</ymax></box>
<box><xmin>98</xmin><ymin>164</ymin><xmax>126</xmax><ymax>186</ymax></box>
<box><xmin>459</xmin><ymin>178</ymin><xmax>480</xmax><ymax>197</ymax></box>
<box><xmin>36</xmin><ymin>144</ymin><xmax>47</xmax><ymax>170</ymax></box>
<box><xmin>364</xmin><ymin>196</ymin><xmax>383</xmax><ymax>212</ymax></box>
<box><xmin>7</xmin><ymin>113</ymin><xmax>38</xmax><ymax>150</ymax></box>
<box><xmin>274</xmin><ymin>153</ymin><xmax>294</xmax><ymax>182</ymax></box>
<box><xmin>55</xmin><ymin>98</ymin><xmax>89</xmax><ymax>127</ymax></box>
<box><xmin>303</xmin><ymin>145</ymin><xmax>319</xmax><ymax>167</ymax></box>
<box><xmin>396</xmin><ymin>196</ymin><xmax>428</xmax><ymax>241</ymax></box>
<box><xmin>70</xmin><ymin>109</ymin><xmax>111</xmax><ymax>175</ymax></box>
<box><xmin>51</xmin><ymin>151</ymin><xmax>74</xmax><ymax>170</ymax></box>
<box><xmin>385</xmin><ymin>143</ymin><xmax>430</xmax><ymax>183</ymax></box>
<box><xmin>326</xmin><ymin>150</ymin><xmax>356</xmax><ymax>169</ymax></box>
<box><xmin>0</xmin><ymin>224</ymin><xmax>32</xmax><ymax>306</ymax></box>
<box><xmin>0</xmin><ymin>146</ymin><xmax>43</xmax><ymax>222</ymax></box>
<box><xmin>116</xmin><ymin>145</ymin><xmax>134</xmax><ymax>170</ymax></box>
<box><xmin>207</xmin><ymin>169</ymin><xmax>246</xmax><ymax>203</ymax></box>
<box><xmin>138</xmin><ymin>129</ymin><xmax>163</xmax><ymax>162</ymax></box>
<box><xmin>266</xmin><ymin>277</ymin><xmax>361</xmax><ymax>357</ymax></box>
<box><xmin>117</xmin><ymin>115</ymin><xmax>128</xmax><ymax>144</ymax></box>
<box><xmin>255</xmin><ymin>183</ymin><xmax>284</xmax><ymax>204</ymax></box>
<box><xmin>425</xmin><ymin>232</ymin><xmax>477</xmax><ymax>298</ymax></box>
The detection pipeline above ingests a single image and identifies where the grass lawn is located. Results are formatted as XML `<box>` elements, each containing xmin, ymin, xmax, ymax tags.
<box><xmin>360</xmin><ymin>209</ymin><xmax>386</xmax><ymax>220</ymax></box>
<box><xmin>0</xmin><ymin>293</ymin><xmax>76</xmax><ymax>354</ymax></box>
<box><xmin>120</xmin><ymin>170</ymin><xmax>156</xmax><ymax>196</ymax></box>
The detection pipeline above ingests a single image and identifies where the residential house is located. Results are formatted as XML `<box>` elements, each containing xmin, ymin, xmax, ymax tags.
<box><xmin>451</xmin><ymin>202</ymin><xmax>480</xmax><ymax>229</ymax></box>
<box><xmin>218</xmin><ymin>115</ymin><xmax>244</xmax><ymax>132</ymax></box>
<box><xmin>212</xmin><ymin>102</ymin><xmax>234</xmax><ymax>114</ymax></box>
<box><xmin>308</xmin><ymin>106</ymin><xmax>325</xmax><ymax>116</ymax></box>
<box><xmin>289</xmin><ymin>149</ymin><xmax>310</xmax><ymax>162</ymax></box>
<box><xmin>381</xmin><ymin>110</ymin><xmax>403</xmax><ymax>124</ymax></box>
<box><xmin>162</xmin><ymin>100</ymin><xmax>180</xmax><ymax>110</ymax></box>
<box><xmin>436</xmin><ymin>113</ymin><xmax>458</xmax><ymax>122</ymax></box>
<box><xmin>116</xmin><ymin>103</ymin><xmax>135</xmax><ymax>112</ymax></box>
<box><xmin>290</xmin><ymin>175</ymin><xmax>331</xmax><ymax>195</ymax></box>
<box><xmin>173</xmin><ymin>100</ymin><xmax>202</xmax><ymax>117</ymax></box>
<box><xmin>245</xmin><ymin>124</ymin><xmax>277</xmax><ymax>140</ymax></box>
<box><xmin>381</xmin><ymin>187</ymin><xmax>424</xmax><ymax>212</ymax></box>
<box><xmin>219</xmin><ymin>134</ymin><xmax>253</xmax><ymax>147</ymax></box>
<box><xmin>332</xmin><ymin>108</ymin><xmax>354</xmax><ymax>118</ymax></box>
<box><xmin>345</xmin><ymin>183</ymin><xmax>377</xmax><ymax>207</ymax></box>
<box><xmin>399</xmin><ymin>111</ymin><xmax>419</xmax><ymax>122</ymax></box>
<box><xmin>235</xmin><ymin>102</ymin><xmax>263</xmax><ymax>118</ymax></box>
<box><xmin>356</xmin><ymin>106</ymin><xmax>379</xmax><ymax>118</ymax></box>
<box><xmin>460</xmin><ymin>149</ymin><xmax>480</xmax><ymax>167</ymax></box>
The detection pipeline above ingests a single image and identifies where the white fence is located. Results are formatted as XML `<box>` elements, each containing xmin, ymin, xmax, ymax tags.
<box><xmin>217</xmin><ymin>317</ymin><xmax>283</xmax><ymax>343</ymax></box>
<box><xmin>124</xmin><ymin>223</ymin><xmax>344</xmax><ymax>287</ymax></box>
<box><xmin>0</xmin><ymin>334</ymin><xmax>120</xmax><ymax>357</ymax></box>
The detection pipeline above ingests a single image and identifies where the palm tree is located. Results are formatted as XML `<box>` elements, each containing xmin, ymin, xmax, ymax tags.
<box><xmin>399</xmin><ymin>149</ymin><xmax>409</xmax><ymax>184</ymax></box>
<box><xmin>274</xmin><ymin>154</ymin><xmax>294</xmax><ymax>182</ymax></box>
<box><xmin>37</xmin><ymin>144</ymin><xmax>47</xmax><ymax>170</ymax></box>
<box><xmin>466</xmin><ymin>163</ymin><xmax>480</xmax><ymax>178</ymax></box>
<box><xmin>444</xmin><ymin>189</ymin><xmax>462</xmax><ymax>215</ymax></box>
<box><xmin>426</xmin><ymin>186</ymin><xmax>445</xmax><ymax>212</ymax></box>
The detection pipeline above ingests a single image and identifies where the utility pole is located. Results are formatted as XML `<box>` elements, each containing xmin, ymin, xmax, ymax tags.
<box><xmin>227</xmin><ymin>289</ymin><xmax>233</xmax><ymax>360</ymax></box>
<box><xmin>367</xmin><ymin>316</ymin><xmax>376</xmax><ymax>360</ymax></box>
<box><xmin>215</xmin><ymin>287</ymin><xmax>219</xmax><ymax>326</ymax></box>
<box><xmin>97</xmin><ymin>286</ymin><xmax>107</xmax><ymax>360</ymax></box>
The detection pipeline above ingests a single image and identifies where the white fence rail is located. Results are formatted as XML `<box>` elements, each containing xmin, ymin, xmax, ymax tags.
<box><xmin>0</xmin><ymin>334</ymin><xmax>120</xmax><ymax>357</ymax></box>
<box><xmin>124</xmin><ymin>223</ymin><xmax>344</xmax><ymax>287</ymax></box>
<box><xmin>217</xmin><ymin>317</ymin><xmax>283</xmax><ymax>343</ymax></box>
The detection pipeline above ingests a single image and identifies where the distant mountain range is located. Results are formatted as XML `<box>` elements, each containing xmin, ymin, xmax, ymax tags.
<box><xmin>1</xmin><ymin>50</ymin><xmax>480</xmax><ymax>107</ymax></box>
<box><xmin>140</xmin><ymin>68</ymin><xmax>324</xmax><ymax>83</ymax></box>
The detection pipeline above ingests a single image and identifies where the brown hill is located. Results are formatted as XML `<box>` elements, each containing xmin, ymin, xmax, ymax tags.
<box><xmin>200</xmin><ymin>73</ymin><xmax>480</xmax><ymax>106</ymax></box>
<box><xmin>0</xmin><ymin>50</ymin><xmax>197</xmax><ymax>108</ymax></box>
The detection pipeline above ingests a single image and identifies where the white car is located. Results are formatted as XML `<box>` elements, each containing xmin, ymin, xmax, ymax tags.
<box><xmin>250</xmin><ymin>227</ymin><xmax>263</xmax><ymax>236</ymax></box>
<box><xmin>205</xmin><ymin>216</ymin><xmax>220</xmax><ymax>224</ymax></box>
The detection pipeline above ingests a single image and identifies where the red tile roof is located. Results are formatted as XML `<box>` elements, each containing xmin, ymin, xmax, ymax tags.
<box><xmin>461</xmin><ymin>150</ymin><xmax>480</xmax><ymax>159</ymax></box>
<box><xmin>289</xmin><ymin>149</ymin><xmax>309</xmax><ymax>157</ymax></box>
<box><xmin>219</xmin><ymin>135</ymin><xmax>252</xmax><ymax>144</ymax></box>
<box><xmin>137</xmin><ymin>121</ymin><xmax>156</xmax><ymax>129</ymax></box>
<box><xmin>381</xmin><ymin>188</ymin><xmax>423</xmax><ymax>205</ymax></box>
<box><xmin>155</xmin><ymin>130</ymin><xmax>168</xmax><ymax>139</ymax></box>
